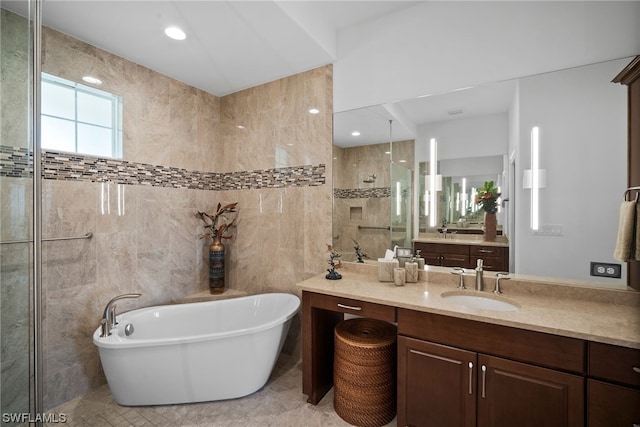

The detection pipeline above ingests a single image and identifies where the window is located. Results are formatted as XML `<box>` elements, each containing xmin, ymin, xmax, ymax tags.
<box><xmin>41</xmin><ymin>73</ymin><xmax>122</xmax><ymax>158</ymax></box>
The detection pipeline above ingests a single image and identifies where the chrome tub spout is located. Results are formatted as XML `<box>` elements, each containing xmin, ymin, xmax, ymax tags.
<box><xmin>100</xmin><ymin>293</ymin><xmax>142</xmax><ymax>337</ymax></box>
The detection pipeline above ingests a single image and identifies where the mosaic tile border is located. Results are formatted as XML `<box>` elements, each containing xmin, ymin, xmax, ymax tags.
<box><xmin>0</xmin><ymin>145</ymin><xmax>325</xmax><ymax>190</ymax></box>
<box><xmin>334</xmin><ymin>187</ymin><xmax>391</xmax><ymax>199</ymax></box>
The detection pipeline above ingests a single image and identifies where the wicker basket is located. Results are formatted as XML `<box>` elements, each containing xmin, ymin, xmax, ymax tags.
<box><xmin>334</xmin><ymin>318</ymin><xmax>397</xmax><ymax>427</ymax></box>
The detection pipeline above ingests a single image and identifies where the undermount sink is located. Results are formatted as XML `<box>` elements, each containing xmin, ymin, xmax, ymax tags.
<box><xmin>441</xmin><ymin>292</ymin><xmax>520</xmax><ymax>312</ymax></box>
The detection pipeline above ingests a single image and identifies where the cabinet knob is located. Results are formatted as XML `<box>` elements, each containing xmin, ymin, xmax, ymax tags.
<box><xmin>633</xmin><ymin>366</ymin><xmax>640</xmax><ymax>374</ymax></box>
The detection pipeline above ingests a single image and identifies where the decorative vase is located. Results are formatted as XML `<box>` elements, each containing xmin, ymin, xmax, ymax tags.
<box><xmin>209</xmin><ymin>235</ymin><xmax>225</xmax><ymax>294</ymax></box>
<box><xmin>484</xmin><ymin>212</ymin><xmax>497</xmax><ymax>242</ymax></box>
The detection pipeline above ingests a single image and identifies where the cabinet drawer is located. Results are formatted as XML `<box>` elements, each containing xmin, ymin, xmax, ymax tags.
<box><xmin>588</xmin><ymin>379</ymin><xmax>640</xmax><ymax>427</ymax></box>
<box><xmin>470</xmin><ymin>256</ymin><xmax>505</xmax><ymax>272</ymax></box>
<box><xmin>415</xmin><ymin>242</ymin><xmax>469</xmax><ymax>255</ymax></box>
<box><xmin>470</xmin><ymin>245</ymin><xmax>505</xmax><ymax>257</ymax></box>
<box><xmin>441</xmin><ymin>254</ymin><xmax>470</xmax><ymax>267</ymax></box>
<box><xmin>589</xmin><ymin>342</ymin><xmax>640</xmax><ymax>388</ymax></box>
<box><xmin>305</xmin><ymin>292</ymin><xmax>396</xmax><ymax>322</ymax></box>
<box><xmin>398</xmin><ymin>309</ymin><xmax>585</xmax><ymax>373</ymax></box>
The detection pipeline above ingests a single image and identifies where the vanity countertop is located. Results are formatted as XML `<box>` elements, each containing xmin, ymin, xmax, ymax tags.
<box><xmin>296</xmin><ymin>264</ymin><xmax>640</xmax><ymax>349</ymax></box>
<box><xmin>414</xmin><ymin>234</ymin><xmax>509</xmax><ymax>247</ymax></box>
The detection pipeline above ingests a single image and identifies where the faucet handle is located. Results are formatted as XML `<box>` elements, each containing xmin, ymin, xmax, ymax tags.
<box><xmin>451</xmin><ymin>267</ymin><xmax>467</xmax><ymax>289</ymax></box>
<box><xmin>494</xmin><ymin>272</ymin><xmax>510</xmax><ymax>294</ymax></box>
<box><xmin>109</xmin><ymin>304</ymin><xmax>118</xmax><ymax>327</ymax></box>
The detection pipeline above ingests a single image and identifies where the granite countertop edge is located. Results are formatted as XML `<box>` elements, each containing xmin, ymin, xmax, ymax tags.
<box><xmin>297</xmin><ymin>270</ymin><xmax>640</xmax><ymax>350</ymax></box>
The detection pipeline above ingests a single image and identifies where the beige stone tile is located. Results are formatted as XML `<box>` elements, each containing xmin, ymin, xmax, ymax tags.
<box><xmin>47</xmin><ymin>355</ymin><xmax>396</xmax><ymax>427</ymax></box>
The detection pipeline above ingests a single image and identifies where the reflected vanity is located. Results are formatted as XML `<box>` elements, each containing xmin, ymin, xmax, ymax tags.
<box><xmin>333</xmin><ymin>57</ymin><xmax>631</xmax><ymax>286</ymax></box>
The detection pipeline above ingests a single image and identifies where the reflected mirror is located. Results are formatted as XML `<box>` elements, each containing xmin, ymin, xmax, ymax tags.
<box><xmin>333</xmin><ymin>57</ymin><xmax>630</xmax><ymax>286</ymax></box>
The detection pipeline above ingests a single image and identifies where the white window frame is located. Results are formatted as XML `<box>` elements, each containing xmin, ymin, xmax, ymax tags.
<box><xmin>41</xmin><ymin>73</ymin><xmax>123</xmax><ymax>158</ymax></box>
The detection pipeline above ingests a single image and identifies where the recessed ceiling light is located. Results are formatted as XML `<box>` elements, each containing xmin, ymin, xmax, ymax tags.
<box><xmin>351</xmin><ymin>131</ymin><xmax>361</xmax><ymax>137</ymax></box>
<box><xmin>164</xmin><ymin>26</ymin><xmax>186</xmax><ymax>41</ymax></box>
<box><xmin>82</xmin><ymin>76</ymin><xmax>102</xmax><ymax>85</ymax></box>
<box><xmin>308</xmin><ymin>108</ymin><xmax>320</xmax><ymax>114</ymax></box>
<box><xmin>399</xmin><ymin>159</ymin><xmax>407</xmax><ymax>163</ymax></box>
<box><xmin>236</xmin><ymin>125</ymin><xmax>245</xmax><ymax>130</ymax></box>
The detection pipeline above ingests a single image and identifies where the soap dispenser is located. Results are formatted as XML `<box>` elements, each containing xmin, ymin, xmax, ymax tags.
<box><xmin>405</xmin><ymin>257</ymin><xmax>419</xmax><ymax>283</ymax></box>
<box><xmin>415</xmin><ymin>249</ymin><xmax>425</xmax><ymax>269</ymax></box>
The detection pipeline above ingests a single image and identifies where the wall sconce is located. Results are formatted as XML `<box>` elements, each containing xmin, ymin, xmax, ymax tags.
<box><xmin>525</xmin><ymin>126</ymin><xmax>543</xmax><ymax>230</ymax></box>
<box><xmin>428</xmin><ymin>138</ymin><xmax>438</xmax><ymax>227</ymax></box>
<box><xmin>461</xmin><ymin>177</ymin><xmax>467</xmax><ymax>213</ymax></box>
<box><xmin>396</xmin><ymin>181</ymin><xmax>401</xmax><ymax>216</ymax></box>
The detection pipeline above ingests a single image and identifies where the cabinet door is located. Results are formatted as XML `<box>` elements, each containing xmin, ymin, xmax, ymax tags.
<box><xmin>422</xmin><ymin>251</ymin><xmax>442</xmax><ymax>266</ymax></box>
<box><xmin>588</xmin><ymin>379</ymin><xmax>640</xmax><ymax>427</ymax></box>
<box><xmin>398</xmin><ymin>336</ymin><xmax>476</xmax><ymax>427</ymax></box>
<box><xmin>477</xmin><ymin>354</ymin><xmax>584</xmax><ymax>427</ymax></box>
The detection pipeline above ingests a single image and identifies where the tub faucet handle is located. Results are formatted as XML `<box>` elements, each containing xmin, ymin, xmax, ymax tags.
<box><xmin>100</xmin><ymin>293</ymin><xmax>142</xmax><ymax>337</ymax></box>
<box><xmin>109</xmin><ymin>304</ymin><xmax>118</xmax><ymax>327</ymax></box>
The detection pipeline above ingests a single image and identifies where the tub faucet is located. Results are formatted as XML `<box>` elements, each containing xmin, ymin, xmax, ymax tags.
<box><xmin>100</xmin><ymin>293</ymin><xmax>142</xmax><ymax>337</ymax></box>
<box><xmin>475</xmin><ymin>259</ymin><xmax>484</xmax><ymax>291</ymax></box>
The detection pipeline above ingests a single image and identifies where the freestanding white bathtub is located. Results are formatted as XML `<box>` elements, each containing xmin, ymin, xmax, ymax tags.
<box><xmin>93</xmin><ymin>293</ymin><xmax>300</xmax><ymax>406</ymax></box>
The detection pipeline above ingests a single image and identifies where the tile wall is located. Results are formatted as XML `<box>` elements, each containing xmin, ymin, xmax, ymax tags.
<box><xmin>1</xmin><ymin>9</ymin><xmax>332</xmax><ymax>410</ymax></box>
<box><xmin>332</xmin><ymin>140</ymin><xmax>413</xmax><ymax>260</ymax></box>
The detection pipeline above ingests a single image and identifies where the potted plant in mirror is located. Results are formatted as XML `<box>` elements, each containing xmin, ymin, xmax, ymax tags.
<box><xmin>197</xmin><ymin>202</ymin><xmax>238</xmax><ymax>294</ymax></box>
<box><xmin>475</xmin><ymin>181</ymin><xmax>500</xmax><ymax>242</ymax></box>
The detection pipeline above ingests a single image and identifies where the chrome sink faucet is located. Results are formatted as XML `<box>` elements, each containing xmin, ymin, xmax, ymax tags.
<box><xmin>475</xmin><ymin>259</ymin><xmax>484</xmax><ymax>291</ymax></box>
<box><xmin>451</xmin><ymin>267</ymin><xmax>468</xmax><ymax>289</ymax></box>
<box><xmin>494</xmin><ymin>272</ymin><xmax>510</xmax><ymax>294</ymax></box>
<box><xmin>100</xmin><ymin>293</ymin><xmax>142</xmax><ymax>337</ymax></box>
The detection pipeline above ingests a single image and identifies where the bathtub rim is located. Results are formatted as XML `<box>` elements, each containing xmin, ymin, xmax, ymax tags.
<box><xmin>92</xmin><ymin>292</ymin><xmax>300</xmax><ymax>350</ymax></box>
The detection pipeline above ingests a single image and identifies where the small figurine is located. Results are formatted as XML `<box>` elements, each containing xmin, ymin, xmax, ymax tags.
<box><xmin>352</xmin><ymin>238</ymin><xmax>368</xmax><ymax>263</ymax></box>
<box><xmin>325</xmin><ymin>244</ymin><xmax>342</xmax><ymax>280</ymax></box>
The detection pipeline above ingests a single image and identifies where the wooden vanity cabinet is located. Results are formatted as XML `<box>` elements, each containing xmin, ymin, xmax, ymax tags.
<box><xmin>397</xmin><ymin>309</ymin><xmax>585</xmax><ymax>427</ymax></box>
<box><xmin>414</xmin><ymin>242</ymin><xmax>472</xmax><ymax>269</ymax></box>
<box><xmin>301</xmin><ymin>291</ymin><xmax>396</xmax><ymax>405</ymax></box>
<box><xmin>469</xmin><ymin>245</ymin><xmax>508</xmax><ymax>272</ymax></box>
<box><xmin>587</xmin><ymin>342</ymin><xmax>640</xmax><ymax>427</ymax></box>
<box><xmin>414</xmin><ymin>242</ymin><xmax>508</xmax><ymax>271</ymax></box>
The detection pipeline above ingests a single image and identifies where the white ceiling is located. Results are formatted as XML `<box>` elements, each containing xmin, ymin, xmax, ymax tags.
<box><xmin>334</xmin><ymin>79</ymin><xmax>518</xmax><ymax>147</ymax></box>
<box><xmin>2</xmin><ymin>0</ymin><xmax>418</xmax><ymax>96</ymax></box>
<box><xmin>3</xmin><ymin>1</ymin><xmax>636</xmax><ymax>149</ymax></box>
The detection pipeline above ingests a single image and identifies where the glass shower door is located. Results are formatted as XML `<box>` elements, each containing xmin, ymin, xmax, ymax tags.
<box><xmin>1</xmin><ymin>3</ymin><xmax>35</xmax><ymax>421</ymax></box>
<box><xmin>391</xmin><ymin>162</ymin><xmax>412</xmax><ymax>249</ymax></box>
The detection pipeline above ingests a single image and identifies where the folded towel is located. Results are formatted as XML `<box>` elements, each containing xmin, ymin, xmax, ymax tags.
<box><xmin>614</xmin><ymin>201</ymin><xmax>637</xmax><ymax>262</ymax></box>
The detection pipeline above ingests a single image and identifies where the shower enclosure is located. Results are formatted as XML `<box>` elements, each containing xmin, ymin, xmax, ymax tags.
<box><xmin>1</xmin><ymin>0</ymin><xmax>42</xmax><ymax>421</ymax></box>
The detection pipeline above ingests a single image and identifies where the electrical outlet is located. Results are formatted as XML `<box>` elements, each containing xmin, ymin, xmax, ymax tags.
<box><xmin>590</xmin><ymin>262</ymin><xmax>622</xmax><ymax>278</ymax></box>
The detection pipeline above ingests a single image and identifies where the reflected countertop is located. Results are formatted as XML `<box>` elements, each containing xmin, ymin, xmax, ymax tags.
<box><xmin>296</xmin><ymin>263</ymin><xmax>640</xmax><ymax>349</ymax></box>
<box><xmin>414</xmin><ymin>233</ymin><xmax>509</xmax><ymax>247</ymax></box>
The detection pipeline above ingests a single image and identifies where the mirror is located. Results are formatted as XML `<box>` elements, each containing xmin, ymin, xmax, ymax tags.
<box><xmin>333</xmin><ymin>57</ymin><xmax>630</xmax><ymax>286</ymax></box>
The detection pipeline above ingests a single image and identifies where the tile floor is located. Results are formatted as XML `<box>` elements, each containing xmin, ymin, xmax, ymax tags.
<box><xmin>46</xmin><ymin>354</ymin><xmax>396</xmax><ymax>427</ymax></box>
